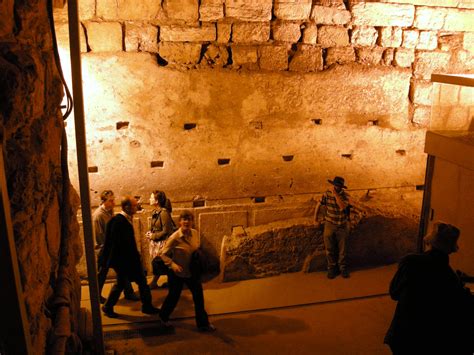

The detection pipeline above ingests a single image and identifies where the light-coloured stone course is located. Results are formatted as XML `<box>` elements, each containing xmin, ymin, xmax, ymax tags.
<box><xmin>464</xmin><ymin>32</ymin><xmax>474</xmax><ymax>54</ymax></box>
<box><xmin>326</xmin><ymin>46</ymin><xmax>356</xmax><ymax>66</ymax></box>
<box><xmin>351</xmin><ymin>26</ymin><xmax>378</xmax><ymax>47</ymax></box>
<box><xmin>97</xmin><ymin>0</ymin><xmax>161</xmax><ymax>20</ymax></box>
<box><xmin>302</xmin><ymin>23</ymin><xmax>318</xmax><ymax>44</ymax></box>
<box><xmin>311</xmin><ymin>5</ymin><xmax>351</xmax><ymax>25</ymax></box>
<box><xmin>357</xmin><ymin>47</ymin><xmax>384</xmax><ymax>65</ymax></box>
<box><xmin>232</xmin><ymin>22</ymin><xmax>271</xmax><ymax>43</ymax></box>
<box><xmin>289</xmin><ymin>44</ymin><xmax>323</xmax><ymax>71</ymax></box>
<box><xmin>379</xmin><ymin>27</ymin><xmax>403</xmax><ymax>48</ymax></box>
<box><xmin>79</xmin><ymin>0</ymin><xmax>95</xmax><ymax>20</ymax></box>
<box><xmin>273</xmin><ymin>0</ymin><xmax>312</xmax><ymax>20</ymax></box>
<box><xmin>199</xmin><ymin>0</ymin><xmax>225</xmax><ymax>21</ymax></box>
<box><xmin>231</xmin><ymin>45</ymin><xmax>258</xmax><ymax>65</ymax></box>
<box><xmin>85</xmin><ymin>21</ymin><xmax>123</xmax><ymax>52</ymax></box>
<box><xmin>414</xmin><ymin>7</ymin><xmax>446</xmax><ymax>30</ymax></box>
<box><xmin>417</xmin><ymin>31</ymin><xmax>438</xmax><ymax>50</ymax></box>
<box><xmin>159</xmin><ymin>42</ymin><xmax>202</xmax><ymax>64</ymax></box>
<box><xmin>394</xmin><ymin>48</ymin><xmax>415</xmax><ymax>68</ymax></box>
<box><xmin>226</xmin><ymin>0</ymin><xmax>273</xmax><ymax>22</ymax></box>
<box><xmin>351</xmin><ymin>3</ymin><xmax>415</xmax><ymax>27</ymax></box>
<box><xmin>410</xmin><ymin>80</ymin><xmax>433</xmax><ymax>106</ymax></box>
<box><xmin>164</xmin><ymin>0</ymin><xmax>199</xmax><ymax>23</ymax></box>
<box><xmin>444</xmin><ymin>8</ymin><xmax>474</xmax><ymax>32</ymax></box>
<box><xmin>412</xmin><ymin>105</ymin><xmax>431</xmax><ymax>127</ymax></box>
<box><xmin>317</xmin><ymin>25</ymin><xmax>349</xmax><ymax>48</ymax></box>
<box><xmin>272</xmin><ymin>22</ymin><xmax>302</xmax><ymax>43</ymax></box>
<box><xmin>259</xmin><ymin>45</ymin><xmax>289</xmax><ymax>70</ymax></box>
<box><xmin>383</xmin><ymin>48</ymin><xmax>395</xmax><ymax>65</ymax></box>
<box><xmin>125</xmin><ymin>23</ymin><xmax>159</xmax><ymax>53</ymax></box>
<box><xmin>160</xmin><ymin>24</ymin><xmax>216</xmax><ymax>42</ymax></box>
<box><xmin>413</xmin><ymin>51</ymin><xmax>451</xmax><ymax>79</ymax></box>
<box><xmin>402</xmin><ymin>30</ymin><xmax>419</xmax><ymax>49</ymax></box>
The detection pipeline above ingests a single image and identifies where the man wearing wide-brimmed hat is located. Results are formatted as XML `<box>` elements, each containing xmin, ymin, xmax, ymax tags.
<box><xmin>384</xmin><ymin>222</ymin><xmax>474</xmax><ymax>354</ymax></box>
<box><xmin>315</xmin><ymin>176</ymin><xmax>351</xmax><ymax>279</ymax></box>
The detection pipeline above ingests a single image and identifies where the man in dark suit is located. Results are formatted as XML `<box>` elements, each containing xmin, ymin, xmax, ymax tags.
<box><xmin>101</xmin><ymin>195</ymin><xmax>159</xmax><ymax>318</ymax></box>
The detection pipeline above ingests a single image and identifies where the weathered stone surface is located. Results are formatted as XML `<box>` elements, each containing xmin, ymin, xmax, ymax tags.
<box><xmin>439</xmin><ymin>33</ymin><xmax>464</xmax><ymax>51</ymax></box>
<box><xmin>203</xmin><ymin>44</ymin><xmax>229</xmax><ymax>66</ymax></box>
<box><xmin>85</xmin><ymin>22</ymin><xmax>123</xmax><ymax>52</ymax></box>
<box><xmin>394</xmin><ymin>48</ymin><xmax>415</xmax><ymax>68</ymax></box>
<box><xmin>383</xmin><ymin>48</ymin><xmax>395</xmax><ymax>65</ymax></box>
<box><xmin>414</xmin><ymin>7</ymin><xmax>446</xmax><ymax>30</ymax></box>
<box><xmin>253</xmin><ymin>204</ymin><xmax>315</xmax><ymax>225</ymax></box>
<box><xmin>160</xmin><ymin>24</ymin><xmax>216</xmax><ymax>42</ymax></box>
<box><xmin>302</xmin><ymin>249</ymin><xmax>326</xmax><ymax>273</ymax></box>
<box><xmin>79</xmin><ymin>0</ymin><xmax>95</xmax><ymax>20</ymax></box>
<box><xmin>159</xmin><ymin>42</ymin><xmax>202</xmax><ymax>64</ymax></box>
<box><xmin>97</xmin><ymin>0</ymin><xmax>161</xmax><ymax>20</ymax></box>
<box><xmin>351</xmin><ymin>26</ymin><xmax>378</xmax><ymax>47</ymax></box>
<box><xmin>402</xmin><ymin>30</ymin><xmax>419</xmax><ymax>49</ymax></box>
<box><xmin>374</xmin><ymin>0</ymin><xmax>472</xmax><ymax>8</ymax></box>
<box><xmin>289</xmin><ymin>44</ymin><xmax>323</xmax><ymax>72</ymax></box>
<box><xmin>314</xmin><ymin>0</ymin><xmax>346</xmax><ymax>9</ymax></box>
<box><xmin>351</xmin><ymin>3</ymin><xmax>414</xmax><ymax>27</ymax></box>
<box><xmin>259</xmin><ymin>45</ymin><xmax>289</xmax><ymax>70</ymax></box>
<box><xmin>311</xmin><ymin>5</ymin><xmax>351</xmax><ymax>25</ymax></box>
<box><xmin>0</xmin><ymin>0</ymin><xmax>14</xmax><ymax>37</ymax></box>
<box><xmin>356</xmin><ymin>47</ymin><xmax>384</xmax><ymax>65</ymax></box>
<box><xmin>226</xmin><ymin>0</ymin><xmax>273</xmax><ymax>22</ymax></box>
<box><xmin>444</xmin><ymin>8</ymin><xmax>474</xmax><ymax>32</ymax></box>
<box><xmin>417</xmin><ymin>31</ymin><xmax>438</xmax><ymax>50</ymax></box>
<box><xmin>125</xmin><ymin>23</ymin><xmax>159</xmax><ymax>53</ymax></box>
<box><xmin>302</xmin><ymin>23</ymin><xmax>317</xmax><ymax>44</ymax></box>
<box><xmin>217</xmin><ymin>22</ymin><xmax>232</xmax><ymax>43</ymax></box>
<box><xmin>410</xmin><ymin>80</ymin><xmax>433</xmax><ymax>106</ymax></box>
<box><xmin>164</xmin><ymin>0</ymin><xmax>199</xmax><ymax>23</ymax></box>
<box><xmin>464</xmin><ymin>32</ymin><xmax>474</xmax><ymax>54</ymax></box>
<box><xmin>232</xmin><ymin>22</ymin><xmax>270</xmax><ymax>43</ymax></box>
<box><xmin>274</xmin><ymin>0</ymin><xmax>312</xmax><ymax>20</ymax></box>
<box><xmin>413</xmin><ymin>51</ymin><xmax>451</xmax><ymax>79</ymax></box>
<box><xmin>231</xmin><ymin>45</ymin><xmax>258</xmax><ymax>65</ymax></box>
<box><xmin>199</xmin><ymin>0</ymin><xmax>224</xmax><ymax>21</ymax></box>
<box><xmin>272</xmin><ymin>22</ymin><xmax>301</xmax><ymax>43</ymax></box>
<box><xmin>317</xmin><ymin>25</ymin><xmax>349</xmax><ymax>48</ymax></box>
<box><xmin>379</xmin><ymin>27</ymin><xmax>402</xmax><ymax>48</ymax></box>
<box><xmin>412</xmin><ymin>105</ymin><xmax>431</xmax><ymax>127</ymax></box>
<box><xmin>326</xmin><ymin>46</ymin><xmax>355</xmax><ymax>66</ymax></box>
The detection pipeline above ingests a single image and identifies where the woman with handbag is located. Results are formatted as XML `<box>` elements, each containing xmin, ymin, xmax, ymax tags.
<box><xmin>146</xmin><ymin>190</ymin><xmax>175</xmax><ymax>289</ymax></box>
<box><xmin>158</xmin><ymin>210</ymin><xmax>216</xmax><ymax>331</ymax></box>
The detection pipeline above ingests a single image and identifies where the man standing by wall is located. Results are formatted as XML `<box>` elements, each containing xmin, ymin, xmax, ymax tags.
<box><xmin>93</xmin><ymin>190</ymin><xmax>138</xmax><ymax>303</ymax></box>
<box><xmin>315</xmin><ymin>176</ymin><xmax>351</xmax><ymax>279</ymax></box>
<box><xmin>101</xmin><ymin>196</ymin><xmax>159</xmax><ymax>317</ymax></box>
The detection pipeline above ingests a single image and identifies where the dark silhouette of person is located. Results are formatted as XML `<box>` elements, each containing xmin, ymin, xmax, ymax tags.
<box><xmin>100</xmin><ymin>195</ymin><xmax>159</xmax><ymax>318</ymax></box>
<box><xmin>384</xmin><ymin>222</ymin><xmax>474</xmax><ymax>354</ymax></box>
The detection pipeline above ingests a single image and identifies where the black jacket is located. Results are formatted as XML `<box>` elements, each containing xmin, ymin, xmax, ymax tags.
<box><xmin>385</xmin><ymin>249</ymin><xmax>474</xmax><ymax>354</ymax></box>
<box><xmin>99</xmin><ymin>214</ymin><xmax>144</xmax><ymax>281</ymax></box>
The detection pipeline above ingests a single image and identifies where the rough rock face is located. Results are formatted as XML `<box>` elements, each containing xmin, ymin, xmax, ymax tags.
<box><xmin>1</xmin><ymin>0</ymin><xmax>81</xmax><ymax>353</ymax></box>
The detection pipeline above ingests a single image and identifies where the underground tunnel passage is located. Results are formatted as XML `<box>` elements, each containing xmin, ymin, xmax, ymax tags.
<box><xmin>1</xmin><ymin>0</ymin><xmax>474</xmax><ymax>353</ymax></box>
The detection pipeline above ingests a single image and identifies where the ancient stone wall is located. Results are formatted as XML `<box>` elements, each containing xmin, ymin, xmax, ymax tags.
<box><xmin>1</xmin><ymin>0</ymin><xmax>82</xmax><ymax>353</ymax></box>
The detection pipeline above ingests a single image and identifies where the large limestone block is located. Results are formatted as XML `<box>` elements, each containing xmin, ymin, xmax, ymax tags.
<box><xmin>351</xmin><ymin>3</ymin><xmax>415</xmax><ymax>27</ymax></box>
<box><xmin>374</xmin><ymin>0</ymin><xmax>472</xmax><ymax>8</ymax></box>
<box><xmin>0</xmin><ymin>0</ymin><xmax>14</xmax><ymax>37</ymax></box>
<box><xmin>317</xmin><ymin>25</ymin><xmax>349</xmax><ymax>48</ymax></box>
<box><xmin>379</xmin><ymin>27</ymin><xmax>402</xmax><ymax>48</ymax></box>
<box><xmin>394</xmin><ymin>48</ymin><xmax>415</xmax><ymax>68</ymax></box>
<box><xmin>314</xmin><ymin>0</ymin><xmax>346</xmax><ymax>9</ymax></box>
<box><xmin>444</xmin><ymin>8</ymin><xmax>474</xmax><ymax>32</ymax></box>
<box><xmin>200</xmin><ymin>0</ymin><xmax>224</xmax><ymax>21</ymax></box>
<box><xmin>412</xmin><ymin>105</ymin><xmax>431</xmax><ymax>127</ymax></box>
<box><xmin>272</xmin><ymin>22</ymin><xmax>302</xmax><ymax>43</ymax></box>
<box><xmin>232</xmin><ymin>22</ymin><xmax>270</xmax><ymax>43</ymax></box>
<box><xmin>302</xmin><ymin>23</ymin><xmax>317</xmax><ymax>44</ymax></box>
<box><xmin>160</xmin><ymin>24</ymin><xmax>216</xmax><ymax>42</ymax></box>
<box><xmin>410</xmin><ymin>80</ymin><xmax>433</xmax><ymax>106</ymax></box>
<box><xmin>289</xmin><ymin>44</ymin><xmax>323</xmax><ymax>72</ymax></box>
<box><xmin>413</xmin><ymin>51</ymin><xmax>451</xmax><ymax>79</ymax></box>
<box><xmin>310</xmin><ymin>5</ymin><xmax>351</xmax><ymax>25</ymax></box>
<box><xmin>79</xmin><ymin>0</ymin><xmax>95</xmax><ymax>20</ymax></box>
<box><xmin>414</xmin><ymin>7</ymin><xmax>446</xmax><ymax>30</ymax></box>
<box><xmin>402</xmin><ymin>30</ymin><xmax>419</xmax><ymax>49</ymax></box>
<box><xmin>273</xmin><ymin>0</ymin><xmax>312</xmax><ymax>20</ymax></box>
<box><xmin>231</xmin><ymin>45</ymin><xmax>258</xmax><ymax>65</ymax></box>
<box><xmin>125</xmin><ymin>23</ymin><xmax>159</xmax><ymax>53</ymax></box>
<box><xmin>55</xmin><ymin>22</ymin><xmax>88</xmax><ymax>53</ymax></box>
<box><xmin>356</xmin><ymin>47</ymin><xmax>384</xmax><ymax>65</ymax></box>
<box><xmin>417</xmin><ymin>31</ymin><xmax>438</xmax><ymax>51</ymax></box>
<box><xmin>217</xmin><ymin>22</ymin><xmax>232</xmax><ymax>43</ymax></box>
<box><xmin>226</xmin><ymin>0</ymin><xmax>273</xmax><ymax>21</ymax></box>
<box><xmin>97</xmin><ymin>0</ymin><xmax>161</xmax><ymax>20</ymax></box>
<box><xmin>159</xmin><ymin>42</ymin><xmax>202</xmax><ymax>64</ymax></box>
<box><xmin>253</xmin><ymin>204</ymin><xmax>315</xmax><ymax>225</ymax></box>
<box><xmin>326</xmin><ymin>46</ymin><xmax>356</xmax><ymax>66</ymax></box>
<box><xmin>164</xmin><ymin>0</ymin><xmax>199</xmax><ymax>22</ymax></box>
<box><xmin>464</xmin><ymin>32</ymin><xmax>474</xmax><ymax>54</ymax></box>
<box><xmin>259</xmin><ymin>45</ymin><xmax>289</xmax><ymax>71</ymax></box>
<box><xmin>85</xmin><ymin>22</ymin><xmax>123</xmax><ymax>52</ymax></box>
<box><xmin>351</xmin><ymin>26</ymin><xmax>378</xmax><ymax>47</ymax></box>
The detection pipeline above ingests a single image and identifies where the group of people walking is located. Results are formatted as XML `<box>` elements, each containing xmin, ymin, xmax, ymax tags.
<box><xmin>92</xmin><ymin>190</ymin><xmax>215</xmax><ymax>332</ymax></box>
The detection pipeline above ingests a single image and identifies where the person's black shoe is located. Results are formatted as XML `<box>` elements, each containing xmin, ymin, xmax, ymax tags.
<box><xmin>102</xmin><ymin>306</ymin><xmax>118</xmax><ymax>318</ymax></box>
<box><xmin>198</xmin><ymin>323</ymin><xmax>217</xmax><ymax>332</ymax></box>
<box><xmin>142</xmin><ymin>305</ymin><xmax>160</xmax><ymax>315</ymax></box>
<box><xmin>341</xmin><ymin>269</ymin><xmax>350</xmax><ymax>278</ymax></box>
<box><xmin>99</xmin><ymin>295</ymin><xmax>106</xmax><ymax>304</ymax></box>
<box><xmin>124</xmin><ymin>293</ymin><xmax>140</xmax><ymax>301</ymax></box>
<box><xmin>327</xmin><ymin>269</ymin><xmax>338</xmax><ymax>279</ymax></box>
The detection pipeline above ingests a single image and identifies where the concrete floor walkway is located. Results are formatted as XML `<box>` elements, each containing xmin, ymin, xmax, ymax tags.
<box><xmin>81</xmin><ymin>265</ymin><xmax>398</xmax><ymax>354</ymax></box>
